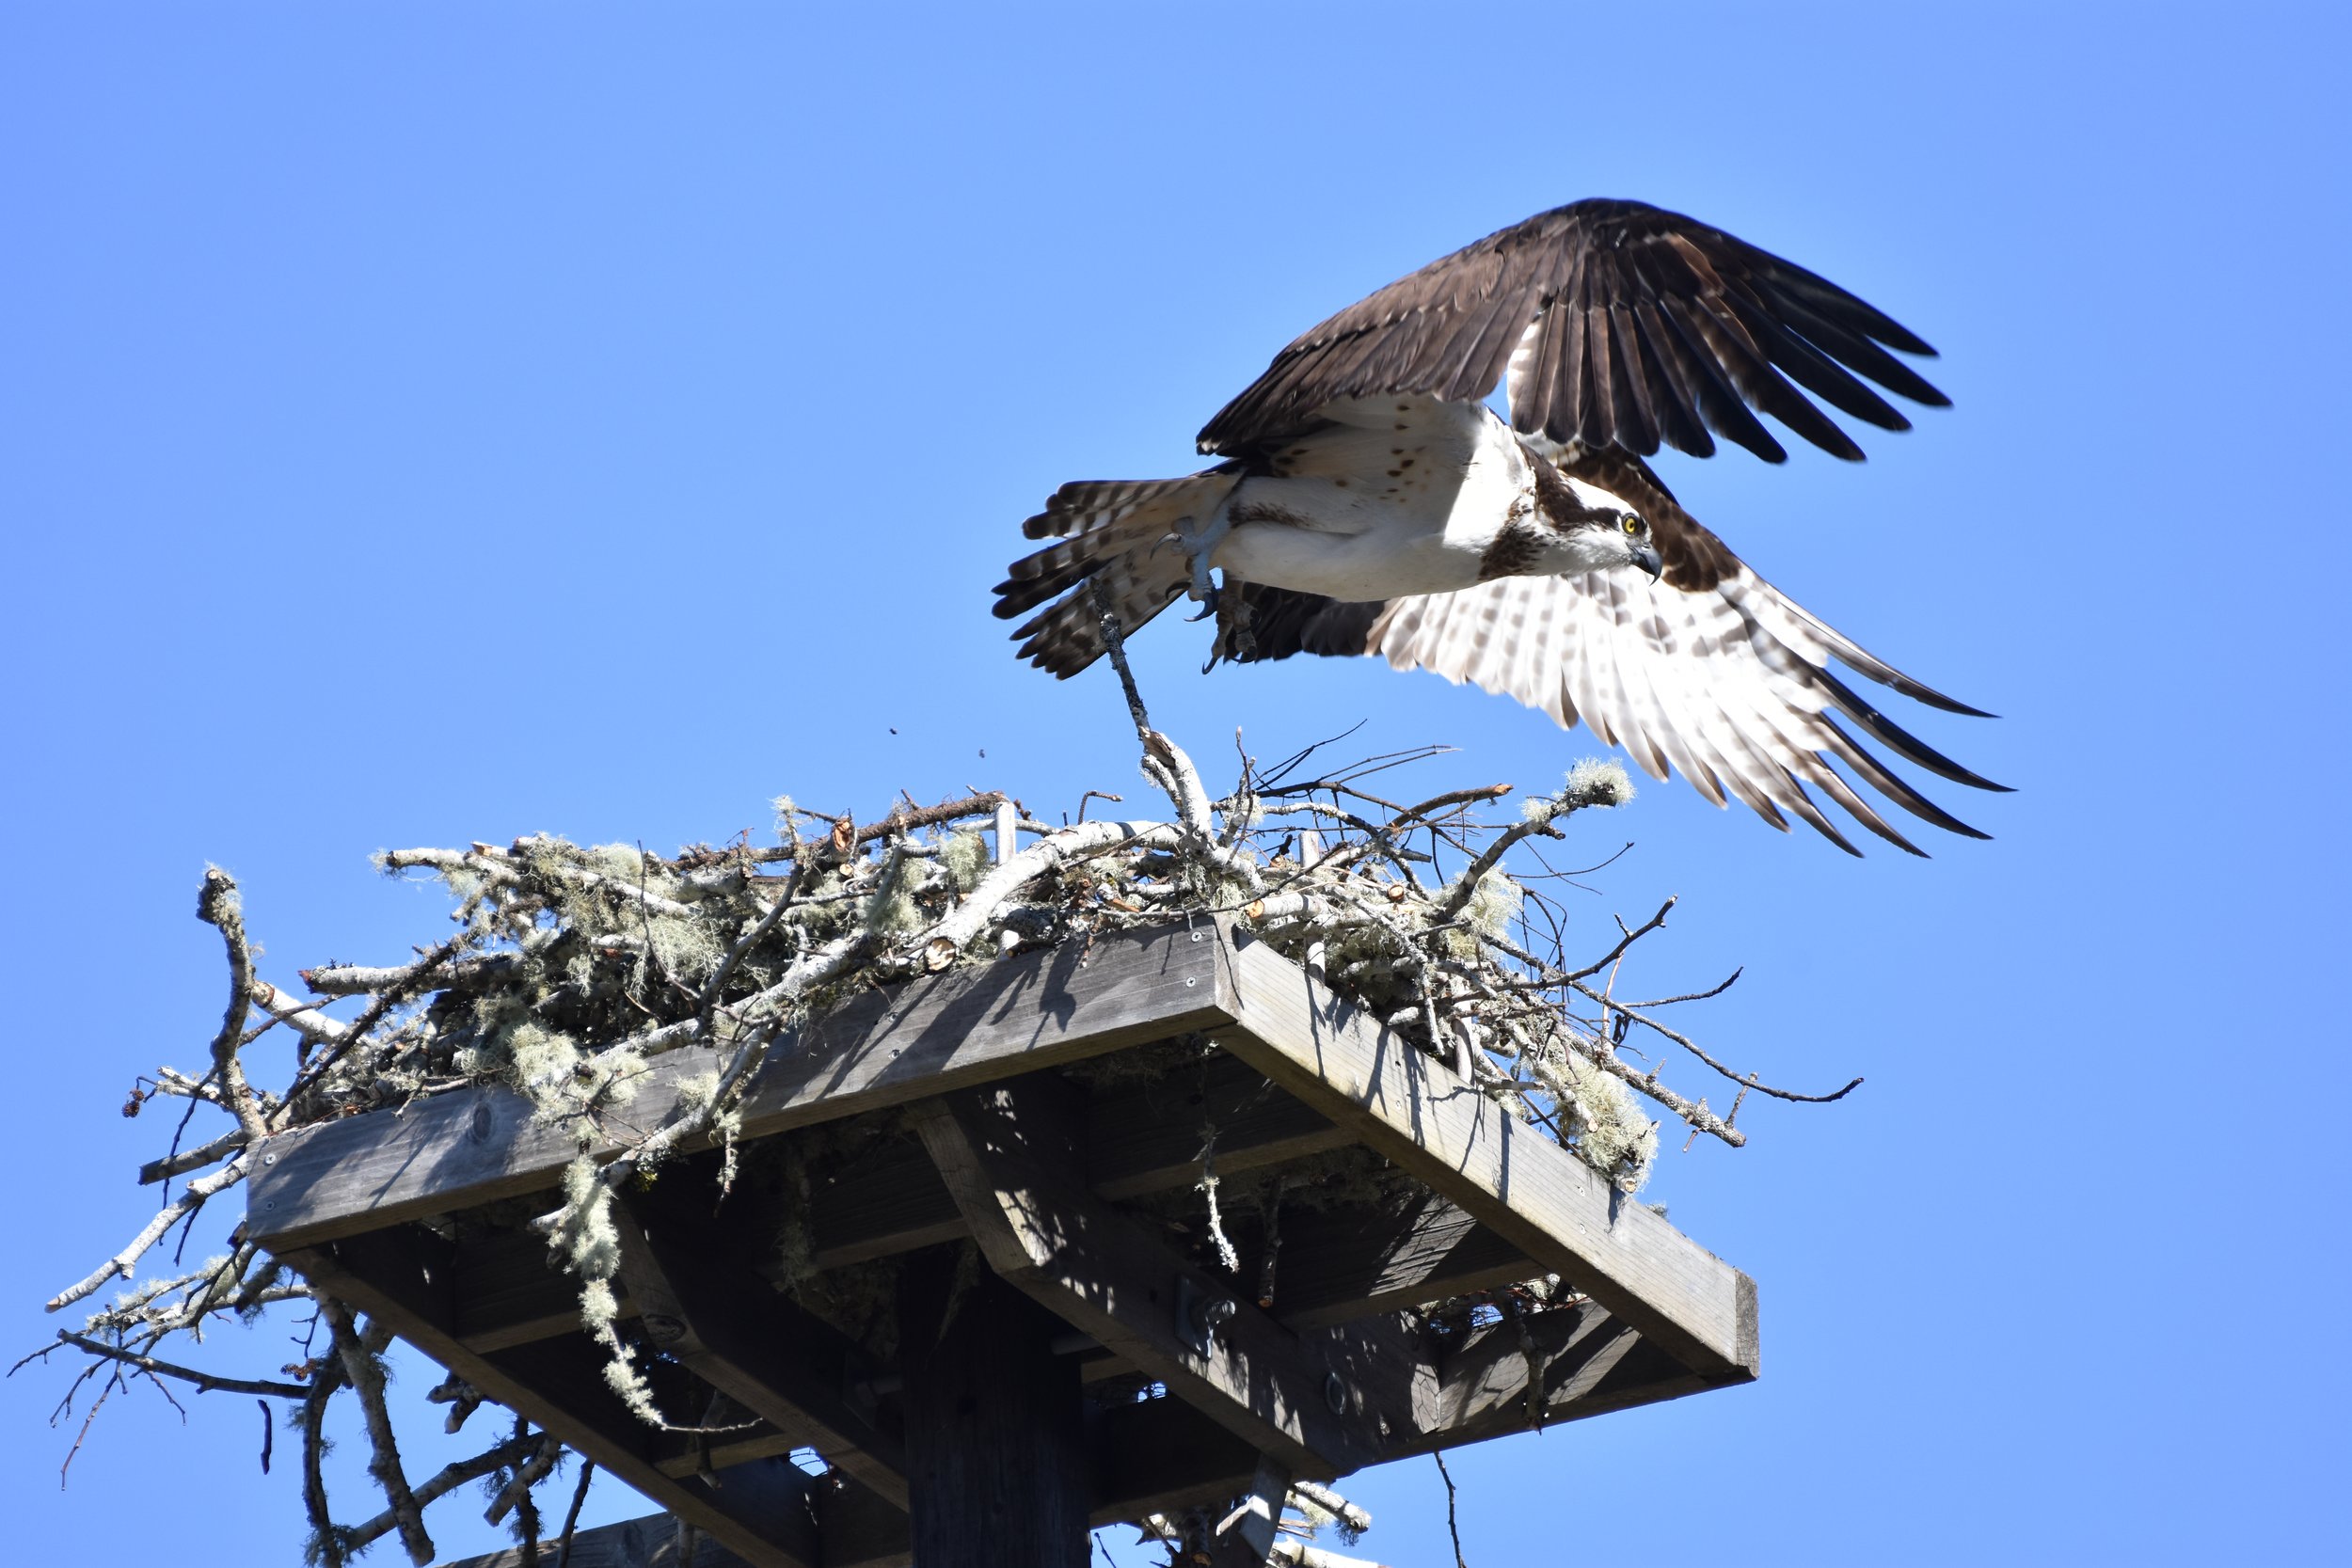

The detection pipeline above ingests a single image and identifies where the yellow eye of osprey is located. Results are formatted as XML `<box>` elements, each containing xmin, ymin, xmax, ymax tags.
<box><xmin>1620</xmin><ymin>515</ymin><xmax>1642</xmax><ymax>535</ymax></box>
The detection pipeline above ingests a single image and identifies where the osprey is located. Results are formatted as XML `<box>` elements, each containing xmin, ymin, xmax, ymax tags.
<box><xmin>993</xmin><ymin>199</ymin><xmax>2005</xmax><ymax>855</ymax></box>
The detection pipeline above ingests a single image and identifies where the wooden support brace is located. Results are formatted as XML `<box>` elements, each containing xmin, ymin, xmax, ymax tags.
<box><xmin>1212</xmin><ymin>1454</ymin><xmax>1292</xmax><ymax>1568</ymax></box>
<box><xmin>284</xmin><ymin>1230</ymin><xmax>824</xmax><ymax>1568</ymax></box>
<box><xmin>609</xmin><ymin>1194</ymin><xmax>911</xmax><ymax>1510</ymax></box>
<box><xmin>911</xmin><ymin>1074</ymin><xmax>1413</xmax><ymax>1479</ymax></box>
<box><xmin>1385</xmin><ymin>1299</ymin><xmax>1715</xmax><ymax>1457</ymax></box>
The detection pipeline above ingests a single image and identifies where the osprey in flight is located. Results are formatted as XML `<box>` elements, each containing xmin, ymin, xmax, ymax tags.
<box><xmin>993</xmin><ymin>199</ymin><xmax>2004</xmax><ymax>854</ymax></box>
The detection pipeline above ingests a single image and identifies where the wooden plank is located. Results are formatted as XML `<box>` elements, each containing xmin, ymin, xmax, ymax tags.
<box><xmin>612</xmin><ymin>1194</ymin><xmax>910</xmax><ymax>1511</ymax></box>
<box><xmin>453</xmin><ymin>1227</ymin><xmax>636</xmax><ymax>1354</ymax></box>
<box><xmin>912</xmin><ymin>1076</ymin><xmax>1402</xmax><ymax>1479</ymax></box>
<box><xmin>1269</xmin><ymin>1193</ymin><xmax>1534</xmax><ymax>1330</ymax></box>
<box><xmin>806</xmin><ymin>1146</ymin><xmax>963</xmax><ymax>1270</ymax></box>
<box><xmin>286</xmin><ymin>1230</ymin><xmax>820</xmax><ymax>1568</ymax></box>
<box><xmin>249</xmin><ymin>923</ymin><xmax>1232</xmax><ymax>1250</ymax></box>
<box><xmin>1085</xmin><ymin>1052</ymin><xmax>1348</xmax><ymax>1200</ymax></box>
<box><xmin>1212</xmin><ymin>934</ymin><xmax>1759</xmax><ymax>1383</ymax></box>
<box><xmin>1383</xmin><ymin>1301</ymin><xmax>1714</xmax><ymax>1456</ymax></box>
<box><xmin>653</xmin><ymin>1427</ymin><xmax>796</xmax><ymax>1481</ymax></box>
<box><xmin>1089</xmin><ymin>1394</ymin><xmax>1263</xmax><ymax>1526</ymax></box>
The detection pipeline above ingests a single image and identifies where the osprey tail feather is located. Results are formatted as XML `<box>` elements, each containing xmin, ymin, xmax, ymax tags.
<box><xmin>993</xmin><ymin>468</ymin><xmax>1241</xmax><ymax>677</ymax></box>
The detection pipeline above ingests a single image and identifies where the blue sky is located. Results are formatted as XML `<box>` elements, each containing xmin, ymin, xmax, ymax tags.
<box><xmin>4</xmin><ymin>5</ymin><xmax>2346</xmax><ymax>1564</ymax></box>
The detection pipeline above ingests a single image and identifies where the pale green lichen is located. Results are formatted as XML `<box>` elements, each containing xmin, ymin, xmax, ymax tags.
<box><xmin>638</xmin><ymin>911</ymin><xmax>723</xmax><ymax>985</ymax></box>
<box><xmin>940</xmin><ymin>829</ymin><xmax>992</xmax><ymax>894</ymax></box>
<box><xmin>1564</xmin><ymin>757</ymin><xmax>1634</xmax><ymax>807</ymax></box>
<box><xmin>551</xmin><ymin>1153</ymin><xmax>620</xmax><ymax>1281</ymax></box>
<box><xmin>675</xmin><ymin>1070</ymin><xmax>722</xmax><ymax>1113</ymax></box>
<box><xmin>506</xmin><ymin>1022</ymin><xmax>580</xmax><ymax>1105</ymax></box>
<box><xmin>864</xmin><ymin>847</ymin><xmax>923</xmax><ymax>935</ymax></box>
<box><xmin>1440</xmin><ymin>868</ymin><xmax>1523</xmax><ymax>958</ymax></box>
<box><xmin>1554</xmin><ymin>1048</ymin><xmax>1658</xmax><ymax>1192</ymax></box>
<box><xmin>1522</xmin><ymin>758</ymin><xmax>1634</xmax><ymax>826</ymax></box>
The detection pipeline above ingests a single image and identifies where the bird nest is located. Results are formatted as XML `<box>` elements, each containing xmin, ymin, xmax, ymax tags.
<box><xmin>26</xmin><ymin>619</ymin><xmax>1850</xmax><ymax>1567</ymax></box>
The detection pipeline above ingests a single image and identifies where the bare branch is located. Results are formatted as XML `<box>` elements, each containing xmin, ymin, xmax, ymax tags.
<box><xmin>49</xmin><ymin>1331</ymin><xmax>310</xmax><ymax>1401</ymax></box>
<box><xmin>339</xmin><ymin>1430</ymin><xmax>543</xmax><ymax>1559</ymax></box>
<box><xmin>137</xmin><ymin>1129</ymin><xmax>246</xmax><ymax>1186</ymax></box>
<box><xmin>47</xmin><ymin>1159</ymin><xmax>246</xmax><ymax>1313</ymax></box>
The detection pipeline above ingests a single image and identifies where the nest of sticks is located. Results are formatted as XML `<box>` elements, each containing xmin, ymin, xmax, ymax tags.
<box><xmin>23</xmin><ymin>606</ymin><xmax>1854</xmax><ymax>1567</ymax></box>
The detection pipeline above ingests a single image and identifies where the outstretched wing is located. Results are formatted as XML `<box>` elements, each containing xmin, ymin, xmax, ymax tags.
<box><xmin>1198</xmin><ymin>198</ymin><xmax>1947</xmax><ymax>465</ymax></box>
<box><xmin>1234</xmin><ymin>471</ymin><xmax>2004</xmax><ymax>856</ymax></box>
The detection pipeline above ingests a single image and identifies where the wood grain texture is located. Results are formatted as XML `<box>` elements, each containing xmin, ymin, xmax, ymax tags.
<box><xmin>1269</xmin><ymin>1193</ymin><xmax>1534</xmax><ymax>1330</ymax></box>
<box><xmin>453</xmin><ymin>1227</ymin><xmax>637</xmax><ymax>1354</ymax></box>
<box><xmin>1211</xmin><ymin>934</ymin><xmax>1758</xmax><ymax>1382</ymax></box>
<box><xmin>913</xmin><ymin>1077</ymin><xmax>1407</xmax><ymax>1478</ymax></box>
<box><xmin>1213</xmin><ymin>1455</ymin><xmax>1292</xmax><ymax>1568</ymax></box>
<box><xmin>1386</xmin><ymin>1301</ymin><xmax>1714</xmax><ymax>1455</ymax></box>
<box><xmin>897</xmin><ymin>1247</ymin><xmax>1091</xmax><ymax>1568</ymax></box>
<box><xmin>249</xmin><ymin>923</ymin><xmax>1232</xmax><ymax>1249</ymax></box>
<box><xmin>612</xmin><ymin>1195</ymin><xmax>910</xmax><ymax>1509</ymax></box>
<box><xmin>1085</xmin><ymin>1051</ymin><xmax>1348</xmax><ymax>1199</ymax></box>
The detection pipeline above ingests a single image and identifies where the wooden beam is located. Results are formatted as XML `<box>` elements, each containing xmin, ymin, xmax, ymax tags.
<box><xmin>804</xmin><ymin>1145</ymin><xmax>963</xmax><ymax>1271</ymax></box>
<box><xmin>897</xmin><ymin>1246</ymin><xmax>1091</xmax><ymax>1568</ymax></box>
<box><xmin>249</xmin><ymin>923</ymin><xmax>1232</xmax><ymax>1250</ymax></box>
<box><xmin>1211</xmin><ymin>934</ymin><xmax>1759</xmax><ymax>1383</ymax></box>
<box><xmin>1084</xmin><ymin>1051</ymin><xmax>1348</xmax><ymax>1200</ymax></box>
<box><xmin>611</xmin><ymin>1194</ymin><xmax>910</xmax><ymax>1510</ymax></box>
<box><xmin>1212</xmin><ymin>1455</ymin><xmax>1292</xmax><ymax>1568</ymax></box>
<box><xmin>912</xmin><ymin>1076</ymin><xmax>1407</xmax><ymax>1479</ymax></box>
<box><xmin>447</xmin><ymin>1077</ymin><xmax>1343</xmax><ymax>1358</ymax></box>
<box><xmin>803</xmin><ymin>1066</ymin><xmax>1339</xmax><ymax>1271</ymax></box>
<box><xmin>1089</xmin><ymin>1394</ymin><xmax>1263</xmax><ymax>1526</ymax></box>
<box><xmin>1383</xmin><ymin>1300</ymin><xmax>1715</xmax><ymax>1456</ymax></box>
<box><xmin>1268</xmin><ymin>1193</ymin><xmax>1534</xmax><ymax>1330</ymax></box>
<box><xmin>453</xmin><ymin>1227</ymin><xmax>635</xmax><ymax>1354</ymax></box>
<box><xmin>285</xmin><ymin>1230</ymin><xmax>823</xmax><ymax>1568</ymax></box>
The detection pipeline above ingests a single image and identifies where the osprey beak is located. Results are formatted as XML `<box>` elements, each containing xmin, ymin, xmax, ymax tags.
<box><xmin>1632</xmin><ymin>545</ymin><xmax>1663</xmax><ymax>582</ymax></box>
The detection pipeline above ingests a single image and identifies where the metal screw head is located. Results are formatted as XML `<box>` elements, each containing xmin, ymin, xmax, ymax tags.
<box><xmin>1324</xmin><ymin>1372</ymin><xmax>1347</xmax><ymax>1414</ymax></box>
<box><xmin>1184</xmin><ymin>976</ymin><xmax>1197</xmax><ymax>988</ymax></box>
<box><xmin>262</xmin><ymin>1151</ymin><xmax>277</xmax><ymax>1165</ymax></box>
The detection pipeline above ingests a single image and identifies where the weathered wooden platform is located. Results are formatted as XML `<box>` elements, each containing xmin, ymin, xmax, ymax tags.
<box><xmin>246</xmin><ymin>922</ymin><xmax>1756</xmax><ymax>1568</ymax></box>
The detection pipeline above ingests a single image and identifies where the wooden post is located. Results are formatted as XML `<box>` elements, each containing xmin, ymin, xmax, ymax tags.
<box><xmin>896</xmin><ymin>1246</ymin><xmax>1090</xmax><ymax>1568</ymax></box>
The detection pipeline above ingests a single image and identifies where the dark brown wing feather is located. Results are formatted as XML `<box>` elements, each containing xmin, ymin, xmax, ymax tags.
<box><xmin>1196</xmin><ymin>198</ymin><xmax>1947</xmax><ymax>464</ymax></box>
